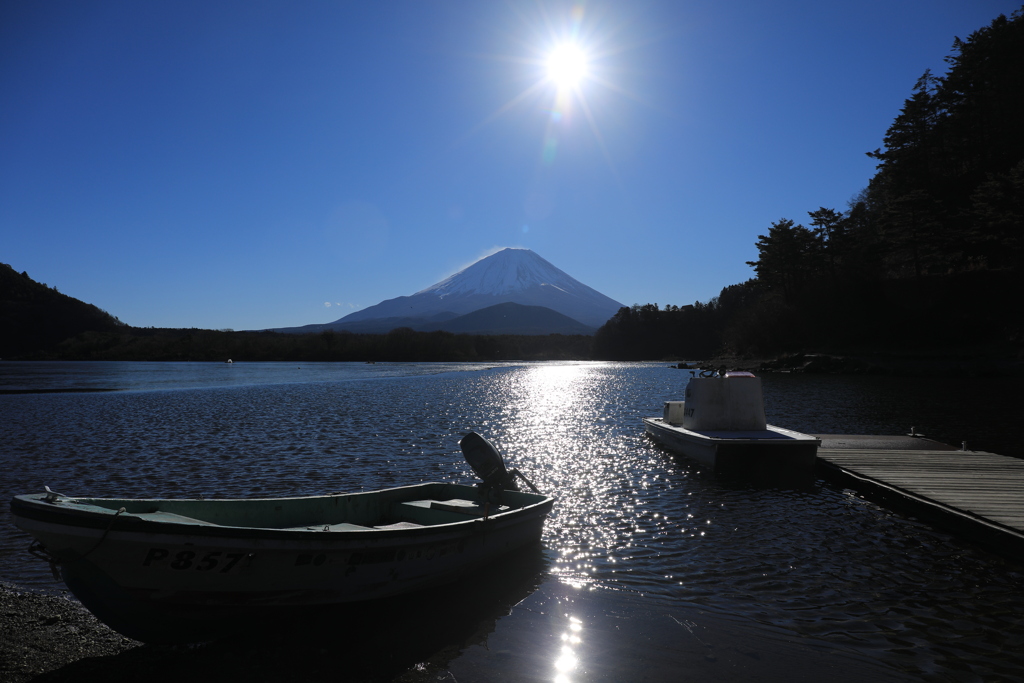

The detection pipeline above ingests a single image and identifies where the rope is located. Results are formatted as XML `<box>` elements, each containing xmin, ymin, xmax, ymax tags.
<box><xmin>82</xmin><ymin>507</ymin><xmax>127</xmax><ymax>558</ymax></box>
<box><xmin>25</xmin><ymin>503</ymin><xmax>128</xmax><ymax>581</ymax></box>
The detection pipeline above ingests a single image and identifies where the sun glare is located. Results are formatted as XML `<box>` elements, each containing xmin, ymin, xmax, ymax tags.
<box><xmin>457</xmin><ymin>4</ymin><xmax>628</xmax><ymax>177</ymax></box>
<box><xmin>546</xmin><ymin>43</ymin><xmax>588</xmax><ymax>90</ymax></box>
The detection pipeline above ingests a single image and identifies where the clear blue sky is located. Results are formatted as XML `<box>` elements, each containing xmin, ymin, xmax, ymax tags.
<box><xmin>3</xmin><ymin>0</ymin><xmax>1020</xmax><ymax>330</ymax></box>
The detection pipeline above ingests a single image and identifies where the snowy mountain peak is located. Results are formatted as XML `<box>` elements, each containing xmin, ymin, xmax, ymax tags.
<box><xmin>329</xmin><ymin>247</ymin><xmax>623</xmax><ymax>330</ymax></box>
<box><xmin>417</xmin><ymin>248</ymin><xmax>582</xmax><ymax>298</ymax></box>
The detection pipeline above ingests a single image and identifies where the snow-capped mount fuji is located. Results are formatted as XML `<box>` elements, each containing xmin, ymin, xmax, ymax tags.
<box><xmin>316</xmin><ymin>248</ymin><xmax>623</xmax><ymax>334</ymax></box>
<box><xmin>417</xmin><ymin>247</ymin><xmax>604</xmax><ymax>303</ymax></box>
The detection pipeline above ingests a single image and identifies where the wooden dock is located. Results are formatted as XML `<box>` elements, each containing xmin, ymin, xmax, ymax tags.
<box><xmin>815</xmin><ymin>435</ymin><xmax>1024</xmax><ymax>562</ymax></box>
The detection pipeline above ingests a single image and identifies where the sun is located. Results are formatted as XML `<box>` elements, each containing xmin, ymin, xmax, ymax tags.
<box><xmin>454</xmin><ymin>4</ymin><xmax>631</xmax><ymax>175</ymax></box>
<box><xmin>546</xmin><ymin>43</ymin><xmax>588</xmax><ymax>90</ymax></box>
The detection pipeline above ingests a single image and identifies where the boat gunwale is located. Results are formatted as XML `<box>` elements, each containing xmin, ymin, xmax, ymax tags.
<box><xmin>11</xmin><ymin>483</ymin><xmax>555</xmax><ymax>542</ymax></box>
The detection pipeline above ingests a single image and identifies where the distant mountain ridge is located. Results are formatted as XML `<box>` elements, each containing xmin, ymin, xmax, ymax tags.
<box><xmin>283</xmin><ymin>302</ymin><xmax>597</xmax><ymax>336</ymax></box>
<box><xmin>280</xmin><ymin>248</ymin><xmax>622</xmax><ymax>336</ymax></box>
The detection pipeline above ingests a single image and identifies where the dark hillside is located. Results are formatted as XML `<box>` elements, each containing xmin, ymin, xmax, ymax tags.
<box><xmin>420</xmin><ymin>302</ymin><xmax>597</xmax><ymax>336</ymax></box>
<box><xmin>0</xmin><ymin>263</ymin><xmax>124</xmax><ymax>358</ymax></box>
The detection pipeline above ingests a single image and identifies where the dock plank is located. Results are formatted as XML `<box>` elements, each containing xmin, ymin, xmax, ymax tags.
<box><xmin>817</xmin><ymin>447</ymin><xmax>1024</xmax><ymax>559</ymax></box>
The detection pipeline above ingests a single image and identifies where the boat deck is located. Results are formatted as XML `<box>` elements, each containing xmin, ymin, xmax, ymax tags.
<box><xmin>815</xmin><ymin>436</ymin><xmax>1024</xmax><ymax>562</ymax></box>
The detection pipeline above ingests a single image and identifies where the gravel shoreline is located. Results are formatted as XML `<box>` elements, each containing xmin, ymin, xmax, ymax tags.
<box><xmin>0</xmin><ymin>583</ymin><xmax>140</xmax><ymax>682</ymax></box>
<box><xmin>0</xmin><ymin>581</ymin><xmax>480</xmax><ymax>682</ymax></box>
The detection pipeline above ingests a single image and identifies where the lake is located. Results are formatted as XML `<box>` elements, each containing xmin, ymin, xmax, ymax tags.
<box><xmin>1</xmin><ymin>360</ymin><xmax>1022</xmax><ymax>681</ymax></box>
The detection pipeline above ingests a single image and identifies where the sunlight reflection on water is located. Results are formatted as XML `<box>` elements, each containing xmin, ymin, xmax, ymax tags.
<box><xmin>552</xmin><ymin>615</ymin><xmax>583</xmax><ymax>682</ymax></box>
<box><xmin>476</xmin><ymin>363</ymin><xmax>704</xmax><ymax>595</ymax></box>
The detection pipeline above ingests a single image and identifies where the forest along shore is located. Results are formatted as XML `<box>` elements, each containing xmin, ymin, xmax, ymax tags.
<box><xmin>699</xmin><ymin>350</ymin><xmax>1024</xmax><ymax>376</ymax></box>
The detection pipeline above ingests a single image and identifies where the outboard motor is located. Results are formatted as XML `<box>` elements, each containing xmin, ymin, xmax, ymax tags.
<box><xmin>459</xmin><ymin>432</ymin><xmax>541</xmax><ymax>499</ymax></box>
<box><xmin>460</xmin><ymin>432</ymin><xmax>517</xmax><ymax>492</ymax></box>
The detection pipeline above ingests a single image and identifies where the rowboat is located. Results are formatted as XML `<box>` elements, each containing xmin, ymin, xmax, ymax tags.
<box><xmin>10</xmin><ymin>433</ymin><xmax>553</xmax><ymax>643</ymax></box>
<box><xmin>643</xmin><ymin>372</ymin><xmax>819</xmax><ymax>474</ymax></box>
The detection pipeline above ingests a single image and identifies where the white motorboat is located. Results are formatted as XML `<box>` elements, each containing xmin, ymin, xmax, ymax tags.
<box><xmin>643</xmin><ymin>372</ymin><xmax>820</xmax><ymax>474</ymax></box>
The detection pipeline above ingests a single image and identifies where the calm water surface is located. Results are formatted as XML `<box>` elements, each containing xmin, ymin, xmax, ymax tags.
<box><xmin>1</xmin><ymin>361</ymin><xmax>1022</xmax><ymax>681</ymax></box>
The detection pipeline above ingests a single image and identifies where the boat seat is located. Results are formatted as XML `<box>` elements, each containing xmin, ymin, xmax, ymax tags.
<box><xmin>430</xmin><ymin>499</ymin><xmax>508</xmax><ymax>515</ymax></box>
<box><xmin>396</xmin><ymin>499</ymin><xmax>511</xmax><ymax>526</ymax></box>
<box><xmin>132</xmin><ymin>511</ymin><xmax>217</xmax><ymax>526</ymax></box>
<box><xmin>401</xmin><ymin>499</ymin><xmax>508</xmax><ymax>516</ymax></box>
<box><xmin>373</xmin><ymin>521</ymin><xmax>425</xmax><ymax>530</ymax></box>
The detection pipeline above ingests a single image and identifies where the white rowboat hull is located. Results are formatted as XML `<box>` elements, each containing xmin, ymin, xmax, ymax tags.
<box><xmin>11</xmin><ymin>482</ymin><xmax>553</xmax><ymax>642</ymax></box>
